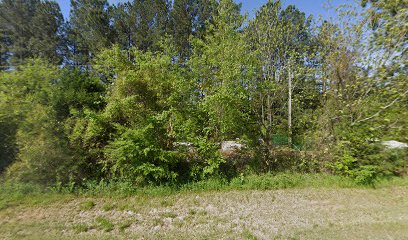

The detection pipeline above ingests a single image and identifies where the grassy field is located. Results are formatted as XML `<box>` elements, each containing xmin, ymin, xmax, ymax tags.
<box><xmin>1</xmin><ymin>174</ymin><xmax>408</xmax><ymax>239</ymax></box>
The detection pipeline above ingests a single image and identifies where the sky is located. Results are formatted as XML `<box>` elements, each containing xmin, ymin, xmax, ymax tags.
<box><xmin>56</xmin><ymin>0</ymin><xmax>351</xmax><ymax>21</ymax></box>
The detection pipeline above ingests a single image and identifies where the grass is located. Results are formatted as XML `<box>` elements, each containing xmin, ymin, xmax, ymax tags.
<box><xmin>243</xmin><ymin>229</ymin><xmax>258</xmax><ymax>240</ymax></box>
<box><xmin>1</xmin><ymin>186</ymin><xmax>406</xmax><ymax>239</ymax></box>
<box><xmin>0</xmin><ymin>177</ymin><xmax>407</xmax><ymax>239</ymax></box>
<box><xmin>80</xmin><ymin>201</ymin><xmax>96</xmax><ymax>211</ymax></box>
<box><xmin>95</xmin><ymin>216</ymin><xmax>114</xmax><ymax>232</ymax></box>
<box><xmin>118</xmin><ymin>221</ymin><xmax>132</xmax><ymax>232</ymax></box>
<box><xmin>0</xmin><ymin>173</ymin><xmax>407</xmax><ymax>239</ymax></box>
<box><xmin>1</xmin><ymin>173</ymin><xmax>408</xmax><ymax>211</ymax></box>
<box><xmin>71</xmin><ymin>173</ymin><xmax>408</xmax><ymax>197</ymax></box>
<box><xmin>102</xmin><ymin>203</ymin><xmax>115</xmax><ymax>211</ymax></box>
<box><xmin>160</xmin><ymin>212</ymin><xmax>178</xmax><ymax>218</ymax></box>
<box><xmin>73</xmin><ymin>223</ymin><xmax>89</xmax><ymax>233</ymax></box>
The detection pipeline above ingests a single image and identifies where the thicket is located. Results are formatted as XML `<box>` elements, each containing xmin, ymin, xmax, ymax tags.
<box><xmin>0</xmin><ymin>0</ymin><xmax>407</xmax><ymax>188</ymax></box>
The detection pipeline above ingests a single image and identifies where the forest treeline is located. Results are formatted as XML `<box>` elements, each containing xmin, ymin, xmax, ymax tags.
<box><xmin>0</xmin><ymin>0</ymin><xmax>407</xmax><ymax>187</ymax></box>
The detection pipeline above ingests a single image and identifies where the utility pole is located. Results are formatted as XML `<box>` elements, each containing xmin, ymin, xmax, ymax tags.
<box><xmin>288</xmin><ymin>70</ymin><xmax>292</xmax><ymax>148</ymax></box>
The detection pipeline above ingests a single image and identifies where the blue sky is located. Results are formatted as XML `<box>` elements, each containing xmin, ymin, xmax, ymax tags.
<box><xmin>56</xmin><ymin>0</ymin><xmax>350</xmax><ymax>21</ymax></box>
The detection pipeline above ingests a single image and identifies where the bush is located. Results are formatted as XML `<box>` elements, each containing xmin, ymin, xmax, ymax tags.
<box><xmin>104</xmin><ymin>119</ymin><xmax>182</xmax><ymax>183</ymax></box>
<box><xmin>5</xmin><ymin>139</ymin><xmax>80</xmax><ymax>186</ymax></box>
<box><xmin>188</xmin><ymin>137</ymin><xmax>225</xmax><ymax>180</ymax></box>
<box><xmin>348</xmin><ymin>165</ymin><xmax>379</xmax><ymax>185</ymax></box>
<box><xmin>332</xmin><ymin>141</ymin><xmax>407</xmax><ymax>184</ymax></box>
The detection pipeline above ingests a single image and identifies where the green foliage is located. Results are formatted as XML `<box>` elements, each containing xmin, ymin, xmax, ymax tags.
<box><xmin>0</xmin><ymin>0</ymin><xmax>65</xmax><ymax>65</ymax></box>
<box><xmin>333</xmin><ymin>148</ymin><xmax>381</xmax><ymax>185</ymax></box>
<box><xmin>104</xmin><ymin>119</ymin><xmax>181</xmax><ymax>183</ymax></box>
<box><xmin>189</xmin><ymin>0</ymin><xmax>256</xmax><ymax>140</ymax></box>
<box><xmin>0</xmin><ymin>0</ymin><xmax>406</xmax><ymax>190</ymax></box>
<box><xmin>188</xmin><ymin>137</ymin><xmax>225</xmax><ymax>180</ymax></box>
<box><xmin>118</xmin><ymin>221</ymin><xmax>132</xmax><ymax>232</ymax></box>
<box><xmin>102</xmin><ymin>203</ymin><xmax>115</xmax><ymax>211</ymax></box>
<box><xmin>111</xmin><ymin>0</ymin><xmax>170</xmax><ymax>52</ymax></box>
<box><xmin>170</xmin><ymin>0</ymin><xmax>217</xmax><ymax>59</ymax></box>
<box><xmin>52</xmin><ymin>68</ymin><xmax>106</xmax><ymax>119</ymax></box>
<box><xmin>348</xmin><ymin>165</ymin><xmax>379</xmax><ymax>185</ymax></box>
<box><xmin>68</xmin><ymin>0</ymin><xmax>114</xmax><ymax>64</ymax></box>
<box><xmin>332</xmin><ymin>141</ymin><xmax>407</xmax><ymax>185</ymax></box>
<box><xmin>1</xmin><ymin>60</ymin><xmax>83</xmax><ymax>185</ymax></box>
<box><xmin>0</xmin><ymin>114</ymin><xmax>18</xmax><ymax>173</ymax></box>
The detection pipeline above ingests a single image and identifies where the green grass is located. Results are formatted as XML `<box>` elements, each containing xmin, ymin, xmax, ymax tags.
<box><xmin>95</xmin><ymin>216</ymin><xmax>114</xmax><ymax>232</ymax></box>
<box><xmin>102</xmin><ymin>203</ymin><xmax>115</xmax><ymax>211</ymax></box>
<box><xmin>1</xmin><ymin>173</ymin><xmax>407</xmax><ymax>211</ymax></box>
<box><xmin>76</xmin><ymin>173</ymin><xmax>408</xmax><ymax>198</ymax></box>
<box><xmin>243</xmin><ymin>229</ymin><xmax>258</xmax><ymax>240</ymax></box>
<box><xmin>0</xmin><ymin>182</ymin><xmax>74</xmax><ymax>211</ymax></box>
<box><xmin>118</xmin><ymin>221</ymin><xmax>132</xmax><ymax>232</ymax></box>
<box><xmin>73</xmin><ymin>223</ymin><xmax>89</xmax><ymax>233</ymax></box>
<box><xmin>160</xmin><ymin>211</ymin><xmax>178</xmax><ymax>218</ymax></box>
<box><xmin>80</xmin><ymin>201</ymin><xmax>96</xmax><ymax>211</ymax></box>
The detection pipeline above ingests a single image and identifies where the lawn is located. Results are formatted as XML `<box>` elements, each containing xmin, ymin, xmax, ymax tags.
<box><xmin>1</xmin><ymin>175</ymin><xmax>407</xmax><ymax>239</ymax></box>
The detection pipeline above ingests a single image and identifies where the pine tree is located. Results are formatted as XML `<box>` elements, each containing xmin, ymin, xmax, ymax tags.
<box><xmin>68</xmin><ymin>0</ymin><xmax>113</xmax><ymax>65</ymax></box>
<box><xmin>0</xmin><ymin>0</ymin><xmax>64</xmax><ymax>66</ymax></box>
<box><xmin>170</xmin><ymin>0</ymin><xmax>217</xmax><ymax>60</ymax></box>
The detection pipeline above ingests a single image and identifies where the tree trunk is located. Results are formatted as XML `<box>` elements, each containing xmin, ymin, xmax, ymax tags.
<box><xmin>288</xmin><ymin>71</ymin><xmax>292</xmax><ymax>147</ymax></box>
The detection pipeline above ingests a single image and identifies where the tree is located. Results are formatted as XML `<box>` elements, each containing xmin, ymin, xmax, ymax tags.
<box><xmin>91</xmin><ymin>46</ymin><xmax>187</xmax><ymax>182</ymax></box>
<box><xmin>355</xmin><ymin>0</ymin><xmax>408</xmax><ymax>139</ymax></box>
<box><xmin>189</xmin><ymin>0</ymin><xmax>256</xmax><ymax>140</ymax></box>
<box><xmin>0</xmin><ymin>29</ymin><xmax>11</xmax><ymax>69</ymax></box>
<box><xmin>0</xmin><ymin>0</ymin><xmax>65</xmax><ymax>66</ymax></box>
<box><xmin>308</xmin><ymin>1</ymin><xmax>407</xmax><ymax>179</ymax></box>
<box><xmin>248</xmin><ymin>0</ymin><xmax>317</xmax><ymax>149</ymax></box>
<box><xmin>170</xmin><ymin>0</ymin><xmax>217</xmax><ymax>60</ymax></box>
<box><xmin>111</xmin><ymin>0</ymin><xmax>170</xmax><ymax>53</ymax></box>
<box><xmin>1</xmin><ymin>59</ymin><xmax>82</xmax><ymax>185</ymax></box>
<box><xmin>68</xmin><ymin>0</ymin><xmax>113</xmax><ymax>65</ymax></box>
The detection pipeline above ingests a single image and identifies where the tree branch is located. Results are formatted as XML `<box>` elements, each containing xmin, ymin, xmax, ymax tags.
<box><xmin>352</xmin><ymin>88</ymin><xmax>408</xmax><ymax>125</ymax></box>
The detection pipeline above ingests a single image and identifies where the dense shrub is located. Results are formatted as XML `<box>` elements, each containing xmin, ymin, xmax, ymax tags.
<box><xmin>104</xmin><ymin>118</ymin><xmax>182</xmax><ymax>183</ymax></box>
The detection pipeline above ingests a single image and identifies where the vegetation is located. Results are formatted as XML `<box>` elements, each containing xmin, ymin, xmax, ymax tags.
<box><xmin>0</xmin><ymin>0</ymin><xmax>407</xmax><ymax>192</ymax></box>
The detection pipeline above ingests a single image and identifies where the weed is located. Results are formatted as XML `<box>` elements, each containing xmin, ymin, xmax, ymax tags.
<box><xmin>118</xmin><ymin>203</ymin><xmax>130</xmax><ymax>211</ymax></box>
<box><xmin>173</xmin><ymin>218</ymin><xmax>184</xmax><ymax>227</ymax></box>
<box><xmin>102</xmin><ymin>203</ymin><xmax>115</xmax><ymax>211</ymax></box>
<box><xmin>188</xmin><ymin>209</ymin><xmax>197</xmax><ymax>215</ymax></box>
<box><xmin>73</xmin><ymin>223</ymin><xmax>89</xmax><ymax>233</ymax></box>
<box><xmin>152</xmin><ymin>218</ymin><xmax>164</xmax><ymax>226</ymax></box>
<box><xmin>95</xmin><ymin>216</ymin><xmax>114</xmax><ymax>232</ymax></box>
<box><xmin>118</xmin><ymin>221</ymin><xmax>132</xmax><ymax>232</ymax></box>
<box><xmin>160</xmin><ymin>199</ymin><xmax>174</xmax><ymax>207</ymax></box>
<box><xmin>197</xmin><ymin>210</ymin><xmax>207</xmax><ymax>216</ymax></box>
<box><xmin>79</xmin><ymin>201</ymin><xmax>95</xmax><ymax>211</ymax></box>
<box><xmin>160</xmin><ymin>212</ymin><xmax>177</xmax><ymax>218</ymax></box>
<box><xmin>243</xmin><ymin>229</ymin><xmax>257</xmax><ymax>239</ymax></box>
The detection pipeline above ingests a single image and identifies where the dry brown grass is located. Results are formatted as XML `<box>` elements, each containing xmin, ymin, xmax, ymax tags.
<box><xmin>0</xmin><ymin>186</ymin><xmax>407</xmax><ymax>239</ymax></box>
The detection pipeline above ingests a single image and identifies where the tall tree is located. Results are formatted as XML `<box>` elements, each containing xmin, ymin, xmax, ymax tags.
<box><xmin>68</xmin><ymin>0</ymin><xmax>113</xmax><ymax>65</ymax></box>
<box><xmin>189</xmin><ymin>0</ymin><xmax>256</xmax><ymax>140</ymax></box>
<box><xmin>0</xmin><ymin>30</ymin><xmax>11</xmax><ymax>70</ymax></box>
<box><xmin>0</xmin><ymin>0</ymin><xmax>64</xmax><ymax>66</ymax></box>
<box><xmin>248</xmin><ymin>0</ymin><xmax>317</xmax><ymax>148</ymax></box>
<box><xmin>170</xmin><ymin>0</ymin><xmax>217</xmax><ymax>60</ymax></box>
<box><xmin>111</xmin><ymin>0</ymin><xmax>170</xmax><ymax>52</ymax></box>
